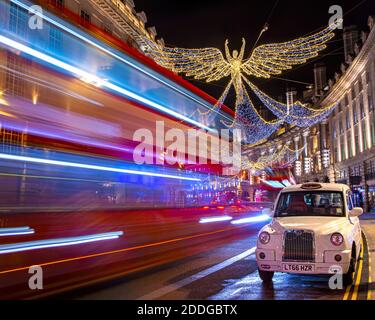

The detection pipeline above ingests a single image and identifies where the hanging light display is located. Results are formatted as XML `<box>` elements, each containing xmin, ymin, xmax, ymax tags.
<box><xmin>294</xmin><ymin>160</ymin><xmax>302</xmax><ymax>176</ymax></box>
<box><xmin>132</xmin><ymin>21</ymin><xmax>339</xmax><ymax>145</ymax></box>
<box><xmin>322</xmin><ymin>148</ymin><xmax>331</xmax><ymax>168</ymax></box>
<box><xmin>304</xmin><ymin>157</ymin><xmax>312</xmax><ymax>174</ymax></box>
<box><xmin>242</xmin><ymin>143</ymin><xmax>306</xmax><ymax>173</ymax></box>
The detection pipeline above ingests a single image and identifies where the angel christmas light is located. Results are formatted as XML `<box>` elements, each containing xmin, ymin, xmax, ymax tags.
<box><xmin>134</xmin><ymin>21</ymin><xmax>340</xmax><ymax>145</ymax></box>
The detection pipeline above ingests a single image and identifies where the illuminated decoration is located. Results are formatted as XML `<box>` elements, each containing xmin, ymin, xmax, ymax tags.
<box><xmin>295</xmin><ymin>160</ymin><xmax>302</xmax><ymax>176</ymax></box>
<box><xmin>135</xmin><ymin>22</ymin><xmax>341</xmax><ymax>144</ymax></box>
<box><xmin>304</xmin><ymin>157</ymin><xmax>312</xmax><ymax>174</ymax></box>
<box><xmin>322</xmin><ymin>148</ymin><xmax>330</xmax><ymax>168</ymax></box>
<box><xmin>249</xmin><ymin>171</ymin><xmax>254</xmax><ymax>185</ymax></box>
<box><xmin>241</xmin><ymin>143</ymin><xmax>306</xmax><ymax>172</ymax></box>
<box><xmin>244</xmin><ymin>78</ymin><xmax>338</xmax><ymax>128</ymax></box>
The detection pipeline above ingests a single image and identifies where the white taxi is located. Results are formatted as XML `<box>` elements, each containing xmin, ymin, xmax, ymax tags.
<box><xmin>257</xmin><ymin>183</ymin><xmax>363</xmax><ymax>285</ymax></box>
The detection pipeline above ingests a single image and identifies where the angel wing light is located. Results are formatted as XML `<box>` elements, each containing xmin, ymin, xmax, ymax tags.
<box><xmin>133</xmin><ymin>23</ymin><xmax>339</xmax><ymax>145</ymax></box>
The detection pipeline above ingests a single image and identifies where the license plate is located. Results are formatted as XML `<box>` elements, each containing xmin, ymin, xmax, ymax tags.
<box><xmin>282</xmin><ymin>263</ymin><xmax>314</xmax><ymax>273</ymax></box>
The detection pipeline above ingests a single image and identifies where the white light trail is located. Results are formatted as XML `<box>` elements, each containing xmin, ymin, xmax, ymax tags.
<box><xmin>10</xmin><ymin>0</ymin><xmax>230</xmax><ymax>121</ymax></box>
<box><xmin>0</xmin><ymin>34</ymin><xmax>214</xmax><ymax>132</ymax></box>
<box><xmin>0</xmin><ymin>231</ymin><xmax>124</xmax><ymax>254</ymax></box>
<box><xmin>0</xmin><ymin>153</ymin><xmax>201</xmax><ymax>181</ymax></box>
<box><xmin>0</xmin><ymin>227</ymin><xmax>35</xmax><ymax>237</ymax></box>
<box><xmin>199</xmin><ymin>216</ymin><xmax>233</xmax><ymax>224</ymax></box>
<box><xmin>230</xmin><ymin>214</ymin><xmax>270</xmax><ymax>225</ymax></box>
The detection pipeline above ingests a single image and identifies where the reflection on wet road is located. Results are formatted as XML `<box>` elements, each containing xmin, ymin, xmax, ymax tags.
<box><xmin>65</xmin><ymin>216</ymin><xmax>375</xmax><ymax>301</ymax></box>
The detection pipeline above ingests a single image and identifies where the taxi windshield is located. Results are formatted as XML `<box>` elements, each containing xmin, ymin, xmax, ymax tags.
<box><xmin>275</xmin><ymin>191</ymin><xmax>345</xmax><ymax>217</ymax></box>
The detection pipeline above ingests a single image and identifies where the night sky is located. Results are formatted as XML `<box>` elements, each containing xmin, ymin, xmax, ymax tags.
<box><xmin>134</xmin><ymin>0</ymin><xmax>374</xmax><ymax>104</ymax></box>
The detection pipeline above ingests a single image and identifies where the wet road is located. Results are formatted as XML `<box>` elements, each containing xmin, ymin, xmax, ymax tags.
<box><xmin>67</xmin><ymin>216</ymin><xmax>375</xmax><ymax>300</ymax></box>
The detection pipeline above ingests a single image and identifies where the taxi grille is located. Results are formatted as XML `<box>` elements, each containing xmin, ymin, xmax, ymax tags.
<box><xmin>283</xmin><ymin>230</ymin><xmax>314</xmax><ymax>262</ymax></box>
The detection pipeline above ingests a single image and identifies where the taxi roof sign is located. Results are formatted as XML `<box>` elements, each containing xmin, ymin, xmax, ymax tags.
<box><xmin>301</xmin><ymin>183</ymin><xmax>322</xmax><ymax>190</ymax></box>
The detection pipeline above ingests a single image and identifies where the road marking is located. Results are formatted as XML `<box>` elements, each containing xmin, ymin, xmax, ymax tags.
<box><xmin>362</xmin><ymin>231</ymin><xmax>372</xmax><ymax>300</ymax></box>
<box><xmin>351</xmin><ymin>239</ymin><xmax>364</xmax><ymax>300</ymax></box>
<box><xmin>343</xmin><ymin>235</ymin><xmax>366</xmax><ymax>301</ymax></box>
<box><xmin>137</xmin><ymin>247</ymin><xmax>257</xmax><ymax>300</ymax></box>
<box><xmin>343</xmin><ymin>284</ymin><xmax>352</xmax><ymax>300</ymax></box>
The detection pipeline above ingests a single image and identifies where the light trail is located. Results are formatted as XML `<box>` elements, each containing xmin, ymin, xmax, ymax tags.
<box><xmin>0</xmin><ymin>232</ymin><xmax>124</xmax><ymax>255</ymax></box>
<box><xmin>0</xmin><ymin>153</ymin><xmax>201</xmax><ymax>181</ymax></box>
<box><xmin>0</xmin><ymin>226</ymin><xmax>244</xmax><ymax>275</ymax></box>
<box><xmin>199</xmin><ymin>216</ymin><xmax>233</xmax><ymax>223</ymax></box>
<box><xmin>0</xmin><ymin>227</ymin><xmax>35</xmax><ymax>237</ymax></box>
<box><xmin>231</xmin><ymin>214</ymin><xmax>271</xmax><ymax>225</ymax></box>
<box><xmin>8</xmin><ymin>0</ymin><xmax>233</xmax><ymax>123</ymax></box>
<box><xmin>0</xmin><ymin>34</ymin><xmax>214</xmax><ymax>132</ymax></box>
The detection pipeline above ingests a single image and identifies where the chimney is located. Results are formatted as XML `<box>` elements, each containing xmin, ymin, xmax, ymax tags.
<box><xmin>343</xmin><ymin>25</ymin><xmax>359</xmax><ymax>63</ymax></box>
<box><xmin>313</xmin><ymin>63</ymin><xmax>327</xmax><ymax>97</ymax></box>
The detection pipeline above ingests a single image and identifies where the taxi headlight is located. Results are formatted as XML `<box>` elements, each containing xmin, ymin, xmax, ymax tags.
<box><xmin>259</xmin><ymin>231</ymin><xmax>271</xmax><ymax>245</ymax></box>
<box><xmin>330</xmin><ymin>232</ymin><xmax>344</xmax><ymax>246</ymax></box>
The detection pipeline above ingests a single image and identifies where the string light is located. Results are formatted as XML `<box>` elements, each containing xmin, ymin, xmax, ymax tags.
<box><xmin>135</xmin><ymin>22</ymin><xmax>338</xmax><ymax>144</ymax></box>
<box><xmin>241</xmin><ymin>143</ymin><xmax>306</xmax><ymax>172</ymax></box>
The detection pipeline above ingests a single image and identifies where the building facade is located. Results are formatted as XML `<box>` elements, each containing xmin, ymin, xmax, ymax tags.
<box><xmin>242</xmin><ymin>16</ymin><xmax>375</xmax><ymax>211</ymax></box>
<box><xmin>290</xmin><ymin>16</ymin><xmax>375</xmax><ymax>211</ymax></box>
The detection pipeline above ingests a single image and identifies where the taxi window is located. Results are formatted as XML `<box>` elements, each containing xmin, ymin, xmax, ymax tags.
<box><xmin>275</xmin><ymin>191</ymin><xmax>345</xmax><ymax>217</ymax></box>
<box><xmin>346</xmin><ymin>191</ymin><xmax>354</xmax><ymax>211</ymax></box>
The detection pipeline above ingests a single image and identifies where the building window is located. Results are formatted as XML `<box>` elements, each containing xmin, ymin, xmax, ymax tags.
<box><xmin>80</xmin><ymin>10</ymin><xmax>91</xmax><ymax>25</ymax></box>
<box><xmin>9</xmin><ymin>2</ymin><xmax>28</xmax><ymax>37</ymax></box>
<box><xmin>371</xmin><ymin>122</ymin><xmax>375</xmax><ymax>146</ymax></box>
<box><xmin>5</xmin><ymin>52</ymin><xmax>29</xmax><ymax>97</ymax></box>
<box><xmin>341</xmin><ymin>141</ymin><xmax>346</xmax><ymax>161</ymax></box>
<box><xmin>369</xmin><ymin>94</ymin><xmax>374</xmax><ymax>113</ymax></box>
<box><xmin>339</xmin><ymin>117</ymin><xmax>344</xmax><ymax>134</ymax></box>
<box><xmin>334</xmin><ymin>145</ymin><xmax>338</xmax><ymax>162</ymax></box>
<box><xmin>359</xmin><ymin>94</ymin><xmax>365</xmax><ymax>119</ymax></box>
<box><xmin>333</xmin><ymin>125</ymin><xmax>337</xmax><ymax>138</ymax></box>
<box><xmin>353</xmin><ymin>101</ymin><xmax>358</xmax><ymax>124</ymax></box>
<box><xmin>358</xmin><ymin>78</ymin><xmax>363</xmax><ymax>92</ymax></box>
<box><xmin>351</xmin><ymin>87</ymin><xmax>356</xmax><ymax>100</ymax></box>
<box><xmin>49</xmin><ymin>26</ymin><xmax>62</xmax><ymax>51</ymax></box>
<box><xmin>49</xmin><ymin>0</ymin><xmax>64</xmax><ymax>10</ymax></box>
<box><xmin>348</xmin><ymin>134</ymin><xmax>353</xmax><ymax>158</ymax></box>
<box><xmin>355</xmin><ymin>130</ymin><xmax>360</xmax><ymax>155</ymax></box>
<box><xmin>362</xmin><ymin>122</ymin><xmax>368</xmax><ymax>151</ymax></box>
<box><xmin>346</xmin><ymin>112</ymin><xmax>351</xmax><ymax>130</ymax></box>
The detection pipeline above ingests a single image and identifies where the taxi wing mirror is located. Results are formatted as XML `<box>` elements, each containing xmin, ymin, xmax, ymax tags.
<box><xmin>262</xmin><ymin>208</ymin><xmax>274</xmax><ymax>218</ymax></box>
<box><xmin>349</xmin><ymin>207</ymin><xmax>363</xmax><ymax>217</ymax></box>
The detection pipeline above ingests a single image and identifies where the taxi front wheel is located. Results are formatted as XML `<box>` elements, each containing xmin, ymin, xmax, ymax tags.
<box><xmin>343</xmin><ymin>251</ymin><xmax>356</xmax><ymax>286</ymax></box>
<box><xmin>258</xmin><ymin>269</ymin><xmax>274</xmax><ymax>282</ymax></box>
